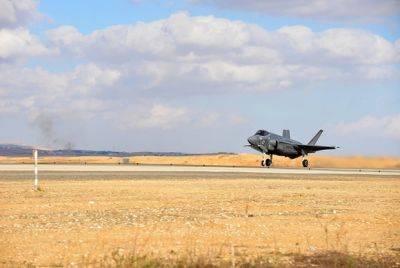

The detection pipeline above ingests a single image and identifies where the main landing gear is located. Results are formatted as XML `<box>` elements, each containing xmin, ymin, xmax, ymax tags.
<box><xmin>261</xmin><ymin>154</ymin><xmax>272</xmax><ymax>167</ymax></box>
<box><xmin>302</xmin><ymin>158</ymin><xmax>309</xmax><ymax>168</ymax></box>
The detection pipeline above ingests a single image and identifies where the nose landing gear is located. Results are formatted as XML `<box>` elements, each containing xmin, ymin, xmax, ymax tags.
<box><xmin>261</xmin><ymin>154</ymin><xmax>272</xmax><ymax>167</ymax></box>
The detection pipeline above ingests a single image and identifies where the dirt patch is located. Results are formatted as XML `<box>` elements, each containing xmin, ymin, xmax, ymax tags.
<box><xmin>0</xmin><ymin>172</ymin><xmax>399</xmax><ymax>266</ymax></box>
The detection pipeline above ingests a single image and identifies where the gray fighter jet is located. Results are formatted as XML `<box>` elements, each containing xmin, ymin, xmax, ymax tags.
<box><xmin>247</xmin><ymin>129</ymin><xmax>337</xmax><ymax>167</ymax></box>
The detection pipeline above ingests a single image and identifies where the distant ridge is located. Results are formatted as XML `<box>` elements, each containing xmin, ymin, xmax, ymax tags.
<box><xmin>0</xmin><ymin>144</ymin><xmax>234</xmax><ymax>157</ymax></box>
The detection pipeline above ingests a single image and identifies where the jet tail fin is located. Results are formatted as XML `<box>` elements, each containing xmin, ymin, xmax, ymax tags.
<box><xmin>282</xmin><ymin>129</ymin><xmax>290</xmax><ymax>139</ymax></box>
<box><xmin>308</xmin><ymin>129</ymin><xmax>323</xmax><ymax>145</ymax></box>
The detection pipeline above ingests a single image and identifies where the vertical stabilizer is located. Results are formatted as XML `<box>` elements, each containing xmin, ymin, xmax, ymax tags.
<box><xmin>282</xmin><ymin>129</ymin><xmax>290</xmax><ymax>139</ymax></box>
<box><xmin>308</xmin><ymin>130</ymin><xmax>323</xmax><ymax>145</ymax></box>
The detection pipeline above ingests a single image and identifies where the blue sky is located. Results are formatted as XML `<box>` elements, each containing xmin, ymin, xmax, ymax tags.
<box><xmin>37</xmin><ymin>0</ymin><xmax>400</xmax><ymax>40</ymax></box>
<box><xmin>0</xmin><ymin>0</ymin><xmax>399</xmax><ymax>155</ymax></box>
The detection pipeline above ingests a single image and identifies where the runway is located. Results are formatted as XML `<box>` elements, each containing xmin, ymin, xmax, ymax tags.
<box><xmin>0</xmin><ymin>164</ymin><xmax>399</xmax><ymax>176</ymax></box>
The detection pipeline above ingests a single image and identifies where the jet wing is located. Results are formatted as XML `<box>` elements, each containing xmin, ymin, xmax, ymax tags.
<box><xmin>297</xmin><ymin>144</ymin><xmax>337</xmax><ymax>153</ymax></box>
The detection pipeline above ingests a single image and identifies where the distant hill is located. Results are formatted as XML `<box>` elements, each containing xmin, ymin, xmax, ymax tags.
<box><xmin>0</xmin><ymin>144</ymin><xmax>36</xmax><ymax>156</ymax></box>
<box><xmin>0</xmin><ymin>144</ymin><xmax>234</xmax><ymax>157</ymax></box>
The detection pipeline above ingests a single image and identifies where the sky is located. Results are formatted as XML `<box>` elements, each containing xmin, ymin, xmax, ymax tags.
<box><xmin>0</xmin><ymin>0</ymin><xmax>399</xmax><ymax>155</ymax></box>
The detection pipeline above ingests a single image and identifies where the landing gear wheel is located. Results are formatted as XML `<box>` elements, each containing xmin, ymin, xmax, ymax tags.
<box><xmin>302</xmin><ymin>159</ymin><xmax>309</xmax><ymax>168</ymax></box>
<box><xmin>261</xmin><ymin>160</ymin><xmax>265</xmax><ymax>167</ymax></box>
<box><xmin>265</xmin><ymin>159</ymin><xmax>272</xmax><ymax>167</ymax></box>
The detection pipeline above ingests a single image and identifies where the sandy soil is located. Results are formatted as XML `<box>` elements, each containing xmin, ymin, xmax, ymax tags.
<box><xmin>0</xmin><ymin>172</ymin><xmax>399</xmax><ymax>266</ymax></box>
<box><xmin>1</xmin><ymin>154</ymin><xmax>400</xmax><ymax>169</ymax></box>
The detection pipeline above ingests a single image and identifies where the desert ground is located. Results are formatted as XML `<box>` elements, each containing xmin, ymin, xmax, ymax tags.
<box><xmin>1</xmin><ymin>171</ymin><xmax>399</xmax><ymax>266</ymax></box>
<box><xmin>1</xmin><ymin>154</ymin><xmax>400</xmax><ymax>169</ymax></box>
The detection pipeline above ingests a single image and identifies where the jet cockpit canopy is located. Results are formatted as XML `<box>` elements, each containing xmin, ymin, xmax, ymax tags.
<box><xmin>255</xmin><ymin>130</ymin><xmax>269</xmax><ymax>136</ymax></box>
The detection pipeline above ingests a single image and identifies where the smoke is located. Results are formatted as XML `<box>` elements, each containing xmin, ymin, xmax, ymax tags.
<box><xmin>33</xmin><ymin>113</ymin><xmax>75</xmax><ymax>150</ymax></box>
<box><xmin>64</xmin><ymin>141</ymin><xmax>74</xmax><ymax>151</ymax></box>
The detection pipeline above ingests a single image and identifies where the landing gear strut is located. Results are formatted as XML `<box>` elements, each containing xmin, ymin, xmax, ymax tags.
<box><xmin>261</xmin><ymin>154</ymin><xmax>272</xmax><ymax>167</ymax></box>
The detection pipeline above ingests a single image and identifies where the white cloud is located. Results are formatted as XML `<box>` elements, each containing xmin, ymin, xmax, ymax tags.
<box><xmin>198</xmin><ymin>112</ymin><xmax>220</xmax><ymax>127</ymax></box>
<box><xmin>129</xmin><ymin>104</ymin><xmax>190</xmax><ymax>129</ymax></box>
<box><xmin>71</xmin><ymin>63</ymin><xmax>122</xmax><ymax>94</ymax></box>
<box><xmin>0</xmin><ymin>61</ymin><xmax>199</xmax><ymax>132</ymax></box>
<box><xmin>317</xmin><ymin>29</ymin><xmax>399</xmax><ymax>65</ymax></box>
<box><xmin>45</xmin><ymin>12</ymin><xmax>258</xmax><ymax>61</ymax></box>
<box><xmin>0</xmin><ymin>27</ymin><xmax>50</xmax><ymax>60</ymax></box>
<box><xmin>0</xmin><ymin>1</ymin><xmax>48</xmax><ymax>63</ymax></box>
<box><xmin>229</xmin><ymin>115</ymin><xmax>247</xmax><ymax>125</ymax></box>
<box><xmin>1</xmin><ymin>12</ymin><xmax>399</xmax><ymax>148</ymax></box>
<box><xmin>0</xmin><ymin>99</ymin><xmax>18</xmax><ymax>114</ymax></box>
<box><xmin>45</xmin><ymin>25</ymin><xmax>84</xmax><ymax>56</ymax></box>
<box><xmin>0</xmin><ymin>0</ymin><xmax>42</xmax><ymax>28</ymax></box>
<box><xmin>335</xmin><ymin>114</ymin><xmax>400</xmax><ymax>139</ymax></box>
<box><xmin>191</xmin><ymin>0</ymin><xmax>400</xmax><ymax>22</ymax></box>
<box><xmin>277</xmin><ymin>26</ymin><xmax>399</xmax><ymax>65</ymax></box>
<box><xmin>0</xmin><ymin>63</ymin><xmax>121</xmax><ymax>120</ymax></box>
<box><xmin>163</xmin><ymin>12</ymin><xmax>251</xmax><ymax>49</ymax></box>
<box><xmin>0</xmin><ymin>63</ymin><xmax>120</xmax><ymax>96</ymax></box>
<box><xmin>44</xmin><ymin>12</ymin><xmax>399</xmax><ymax>95</ymax></box>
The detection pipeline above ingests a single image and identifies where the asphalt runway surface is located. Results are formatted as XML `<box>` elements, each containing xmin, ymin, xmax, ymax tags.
<box><xmin>0</xmin><ymin>164</ymin><xmax>399</xmax><ymax>176</ymax></box>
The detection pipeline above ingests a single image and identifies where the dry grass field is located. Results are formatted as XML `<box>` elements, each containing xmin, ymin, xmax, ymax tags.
<box><xmin>1</xmin><ymin>153</ymin><xmax>400</xmax><ymax>169</ymax></box>
<box><xmin>1</xmin><ymin>171</ymin><xmax>399</xmax><ymax>267</ymax></box>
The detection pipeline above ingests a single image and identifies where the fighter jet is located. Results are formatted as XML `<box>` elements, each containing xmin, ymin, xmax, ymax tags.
<box><xmin>246</xmin><ymin>129</ymin><xmax>337</xmax><ymax>167</ymax></box>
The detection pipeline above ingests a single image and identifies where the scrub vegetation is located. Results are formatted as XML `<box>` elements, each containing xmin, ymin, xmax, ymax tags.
<box><xmin>0</xmin><ymin>172</ymin><xmax>399</xmax><ymax>266</ymax></box>
<box><xmin>1</xmin><ymin>154</ymin><xmax>400</xmax><ymax>169</ymax></box>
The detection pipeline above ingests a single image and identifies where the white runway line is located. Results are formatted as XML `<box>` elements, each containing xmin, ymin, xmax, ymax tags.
<box><xmin>0</xmin><ymin>164</ymin><xmax>399</xmax><ymax>176</ymax></box>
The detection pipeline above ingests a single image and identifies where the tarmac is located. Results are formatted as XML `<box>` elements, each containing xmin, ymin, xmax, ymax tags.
<box><xmin>0</xmin><ymin>164</ymin><xmax>399</xmax><ymax>176</ymax></box>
